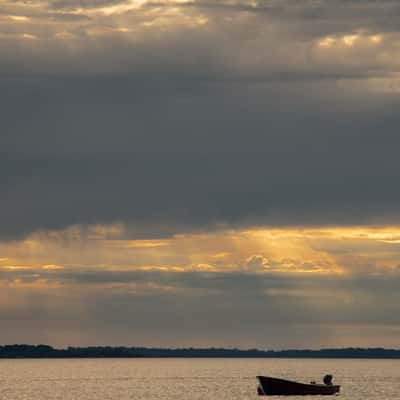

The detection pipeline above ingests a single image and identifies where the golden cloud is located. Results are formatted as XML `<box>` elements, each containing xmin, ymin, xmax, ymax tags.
<box><xmin>2</xmin><ymin>224</ymin><xmax>400</xmax><ymax>283</ymax></box>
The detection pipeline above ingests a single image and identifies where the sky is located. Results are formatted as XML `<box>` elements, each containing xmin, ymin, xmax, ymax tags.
<box><xmin>2</xmin><ymin>0</ymin><xmax>400</xmax><ymax>349</ymax></box>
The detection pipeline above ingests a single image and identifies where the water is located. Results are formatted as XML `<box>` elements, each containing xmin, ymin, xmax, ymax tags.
<box><xmin>0</xmin><ymin>358</ymin><xmax>399</xmax><ymax>399</ymax></box>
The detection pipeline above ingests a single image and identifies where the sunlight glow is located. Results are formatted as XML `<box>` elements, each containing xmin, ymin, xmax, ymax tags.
<box><xmin>370</xmin><ymin>34</ymin><xmax>383</xmax><ymax>44</ymax></box>
<box><xmin>115</xmin><ymin>27</ymin><xmax>131</xmax><ymax>32</ymax></box>
<box><xmin>196</xmin><ymin>16</ymin><xmax>208</xmax><ymax>25</ymax></box>
<box><xmin>2</xmin><ymin>225</ymin><xmax>400</xmax><ymax>291</ymax></box>
<box><xmin>2</xmin><ymin>265</ymin><xmax>32</xmax><ymax>270</ymax></box>
<box><xmin>9</xmin><ymin>15</ymin><xmax>30</xmax><ymax>22</ymax></box>
<box><xmin>20</xmin><ymin>33</ymin><xmax>37</xmax><ymax>40</ymax></box>
<box><xmin>342</xmin><ymin>34</ymin><xmax>359</xmax><ymax>46</ymax></box>
<box><xmin>318</xmin><ymin>36</ymin><xmax>335</xmax><ymax>48</ymax></box>
<box><xmin>94</xmin><ymin>0</ymin><xmax>147</xmax><ymax>16</ymax></box>
<box><xmin>318</xmin><ymin>33</ymin><xmax>383</xmax><ymax>49</ymax></box>
<box><xmin>247</xmin><ymin>226</ymin><xmax>400</xmax><ymax>242</ymax></box>
<box><xmin>127</xmin><ymin>240</ymin><xmax>171</xmax><ymax>248</ymax></box>
<box><xmin>42</xmin><ymin>264</ymin><xmax>65</xmax><ymax>270</ymax></box>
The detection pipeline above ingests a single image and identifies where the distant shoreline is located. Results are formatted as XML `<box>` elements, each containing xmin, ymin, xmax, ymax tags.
<box><xmin>2</xmin><ymin>345</ymin><xmax>400</xmax><ymax>359</ymax></box>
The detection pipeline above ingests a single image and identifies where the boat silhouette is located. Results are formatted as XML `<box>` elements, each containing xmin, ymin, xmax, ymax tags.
<box><xmin>257</xmin><ymin>375</ymin><xmax>340</xmax><ymax>396</ymax></box>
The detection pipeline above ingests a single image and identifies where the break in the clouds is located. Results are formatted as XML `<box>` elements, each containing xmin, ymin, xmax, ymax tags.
<box><xmin>2</xmin><ymin>0</ymin><xmax>400</xmax><ymax>347</ymax></box>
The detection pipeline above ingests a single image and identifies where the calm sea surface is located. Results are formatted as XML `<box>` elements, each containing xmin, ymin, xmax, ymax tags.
<box><xmin>0</xmin><ymin>358</ymin><xmax>399</xmax><ymax>399</ymax></box>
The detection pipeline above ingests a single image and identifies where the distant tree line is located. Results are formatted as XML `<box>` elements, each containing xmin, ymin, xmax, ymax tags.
<box><xmin>1</xmin><ymin>345</ymin><xmax>400</xmax><ymax>358</ymax></box>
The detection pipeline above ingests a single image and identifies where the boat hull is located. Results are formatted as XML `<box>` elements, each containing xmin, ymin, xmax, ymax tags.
<box><xmin>257</xmin><ymin>376</ymin><xmax>340</xmax><ymax>396</ymax></box>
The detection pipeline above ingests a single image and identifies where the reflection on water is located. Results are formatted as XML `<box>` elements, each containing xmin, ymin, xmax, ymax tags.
<box><xmin>0</xmin><ymin>358</ymin><xmax>399</xmax><ymax>399</ymax></box>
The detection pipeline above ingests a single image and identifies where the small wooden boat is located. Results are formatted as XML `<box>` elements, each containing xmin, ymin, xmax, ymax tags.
<box><xmin>257</xmin><ymin>375</ymin><xmax>340</xmax><ymax>396</ymax></box>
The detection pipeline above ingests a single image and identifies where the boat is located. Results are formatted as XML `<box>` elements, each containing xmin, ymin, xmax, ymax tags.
<box><xmin>257</xmin><ymin>375</ymin><xmax>340</xmax><ymax>396</ymax></box>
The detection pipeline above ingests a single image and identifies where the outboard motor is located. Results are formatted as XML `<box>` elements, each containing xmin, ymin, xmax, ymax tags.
<box><xmin>323</xmin><ymin>374</ymin><xmax>333</xmax><ymax>386</ymax></box>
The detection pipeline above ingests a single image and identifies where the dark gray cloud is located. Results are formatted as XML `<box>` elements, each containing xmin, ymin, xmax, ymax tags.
<box><xmin>1</xmin><ymin>0</ymin><xmax>127</xmax><ymax>11</ymax></box>
<box><xmin>2</xmin><ymin>266</ymin><xmax>400</xmax><ymax>347</ymax></box>
<box><xmin>48</xmin><ymin>0</ymin><xmax>127</xmax><ymax>9</ymax></box>
<box><xmin>0</xmin><ymin>2</ymin><xmax>399</xmax><ymax>236</ymax></box>
<box><xmin>2</xmin><ymin>74</ymin><xmax>400</xmax><ymax>239</ymax></box>
<box><xmin>145</xmin><ymin>0</ymin><xmax>400</xmax><ymax>37</ymax></box>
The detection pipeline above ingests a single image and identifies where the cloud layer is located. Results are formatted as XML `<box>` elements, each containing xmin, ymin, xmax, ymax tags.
<box><xmin>2</xmin><ymin>0</ymin><xmax>400</xmax><ymax>347</ymax></box>
<box><xmin>2</xmin><ymin>226</ymin><xmax>400</xmax><ymax>347</ymax></box>
<box><xmin>2</xmin><ymin>1</ymin><xmax>400</xmax><ymax>239</ymax></box>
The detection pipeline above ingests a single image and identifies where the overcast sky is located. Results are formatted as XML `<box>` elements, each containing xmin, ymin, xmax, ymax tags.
<box><xmin>2</xmin><ymin>0</ymin><xmax>400</xmax><ymax>349</ymax></box>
